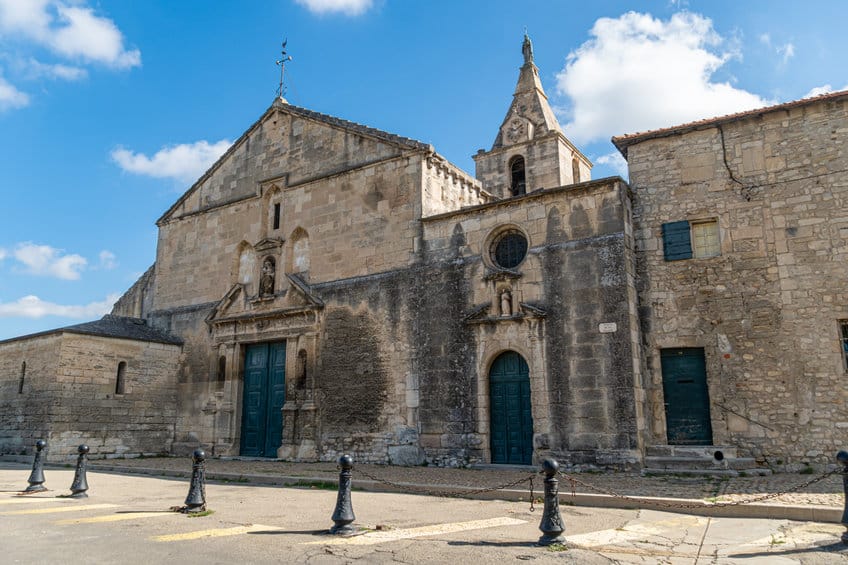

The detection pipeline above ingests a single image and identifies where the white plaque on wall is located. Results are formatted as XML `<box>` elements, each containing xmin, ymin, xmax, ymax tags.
<box><xmin>598</xmin><ymin>322</ymin><xmax>618</xmax><ymax>333</ymax></box>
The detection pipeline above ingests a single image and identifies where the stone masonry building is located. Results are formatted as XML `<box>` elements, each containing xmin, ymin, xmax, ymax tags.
<box><xmin>1</xmin><ymin>36</ymin><xmax>846</xmax><ymax>470</ymax></box>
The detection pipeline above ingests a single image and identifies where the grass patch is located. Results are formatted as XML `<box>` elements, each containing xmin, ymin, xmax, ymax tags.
<box><xmin>186</xmin><ymin>510</ymin><xmax>215</xmax><ymax>518</ymax></box>
<box><xmin>799</xmin><ymin>466</ymin><xmax>814</xmax><ymax>475</ymax></box>
<box><xmin>546</xmin><ymin>543</ymin><xmax>568</xmax><ymax>552</ymax></box>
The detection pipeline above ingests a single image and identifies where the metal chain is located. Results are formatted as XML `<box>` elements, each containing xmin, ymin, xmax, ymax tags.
<box><xmin>354</xmin><ymin>467</ymin><xmax>538</xmax><ymax>505</ymax></box>
<box><xmin>557</xmin><ymin>468</ymin><xmax>840</xmax><ymax>511</ymax></box>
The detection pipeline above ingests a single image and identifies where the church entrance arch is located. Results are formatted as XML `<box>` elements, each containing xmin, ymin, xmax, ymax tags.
<box><xmin>240</xmin><ymin>342</ymin><xmax>286</xmax><ymax>457</ymax></box>
<box><xmin>489</xmin><ymin>351</ymin><xmax>533</xmax><ymax>465</ymax></box>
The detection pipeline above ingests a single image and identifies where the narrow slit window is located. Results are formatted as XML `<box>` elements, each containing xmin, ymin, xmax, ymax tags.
<box><xmin>115</xmin><ymin>361</ymin><xmax>127</xmax><ymax>395</ymax></box>
<box><xmin>18</xmin><ymin>361</ymin><xmax>25</xmax><ymax>394</ymax></box>
<box><xmin>572</xmin><ymin>158</ymin><xmax>580</xmax><ymax>183</ymax></box>
<box><xmin>217</xmin><ymin>355</ymin><xmax>227</xmax><ymax>387</ymax></box>
<box><xmin>273</xmin><ymin>203</ymin><xmax>281</xmax><ymax>230</ymax></box>
<box><xmin>510</xmin><ymin>156</ymin><xmax>526</xmax><ymax>196</ymax></box>
<box><xmin>841</xmin><ymin>321</ymin><xmax>848</xmax><ymax>372</ymax></box>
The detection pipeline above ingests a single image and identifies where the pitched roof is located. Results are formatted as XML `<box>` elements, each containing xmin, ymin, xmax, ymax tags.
<box><xmin>157</xmin><ymin>97</ymin><xmax>435</xmax><ymax>225</ymax></box>
<box><xmin>612</xmin><ymin>89</ymin><xmax>848</xmax><ymax>157</ymax></box>
<box><xmin>0</xmin><ymin>315</ymin><xmax>183</xmax><ymax>346</ymax></box>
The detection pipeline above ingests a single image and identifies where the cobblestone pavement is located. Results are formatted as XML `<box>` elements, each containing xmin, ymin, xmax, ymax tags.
<box><xmin>83</xmin><ymin>457</ymin><xmax>845</xmax><ymax>508</ymax></box>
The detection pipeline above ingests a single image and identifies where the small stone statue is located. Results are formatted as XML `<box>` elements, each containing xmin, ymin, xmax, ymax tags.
<box><xmin>522</xmin><ymin>34</ymin><xmax>534</xmax><ymax>65</ymax></box>
<box><xmin>500</xmin><ymin>289</ymin><xmax>513</xmax><ymax>317</ymax></box>
<box><xmin>259</xmin><ymin>257</ymin><xmax>275</xmax><ymax>296</ymax></box>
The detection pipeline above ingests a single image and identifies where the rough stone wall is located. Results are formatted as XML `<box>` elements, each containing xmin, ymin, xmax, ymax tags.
<box><xmin>0</xmin><ymin>333</ymin><xmax>180</xmax><ymax>460</ymax></box>
<box><xmin>0</xmin><ymin>334</ymin><xmax>62</xmax><ymax>457</ymax></box>
<box><xmin>475</xmin><ymin>135</ymin><xmax>589</xmax><ymax>197</ymax></box>
<box><xmin>419</xmin><ymin>178</ymin><xmax>642</xmax><ymax>467</ymax></box>
<box><xmin>111</xmin><ymin>264</ymin><xmax>155</xmax><ymax>318</ymax></box>
<box><xmin>627</xmin><ymin>96</ymin><xmax>848</xmax><ymax>465</ymax></box>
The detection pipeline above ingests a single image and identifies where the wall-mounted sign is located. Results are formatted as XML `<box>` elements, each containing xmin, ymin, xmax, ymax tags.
<box><xmin>598</xmin><ymin>322</ymin><xmax>618</xmax><ymax>333</ymax></box>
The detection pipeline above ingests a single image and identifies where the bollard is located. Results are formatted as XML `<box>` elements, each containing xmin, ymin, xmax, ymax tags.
<box><xmin>537</xmin><ymin>458</ymin><xmax>565</xmax><ymax>546</ymax></box>
<box><xmin>329</xmin><ymin>454</ymin><xmax>356</xmax><ymax>535</ymax></box>
<box><xmin>69</xmin><ymin>445</ymin><xmax>90</xmax><ymax>498</ymax></box>
<box><xmin>838</xmin><ymin>450</ymin><xmax>848</xmax><ymax>544</ymax></box>
<box><xmin>24</xmin><ymin>439</ymin><xmax>48</xmax><ymax>493</ymax></box>
<box><xmin>182</xmin><ymin>449</ymin><xmax>207</xmax><ymax>513</ymax></box>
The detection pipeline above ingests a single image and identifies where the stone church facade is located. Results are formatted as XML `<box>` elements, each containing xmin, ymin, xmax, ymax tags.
<box><xmin>1</xmin><ymin>37</ymin><xmax>846</xmax><ymax>469</ymax></box>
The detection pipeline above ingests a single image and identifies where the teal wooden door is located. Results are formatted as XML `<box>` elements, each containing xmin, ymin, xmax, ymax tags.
<box><xmin>240</xmin><ymin>342</ymin><xmax>286</xmax><ymax>457</ymax></box>
<box><xmin>660</xmin><ymin>348</ymin><xmax>713</xmax><ymax>445</ymax></box>
<box><xmin>489</xmin><ymin>351</ymin><xmax>533</xmax><ymax>465</ymax></box>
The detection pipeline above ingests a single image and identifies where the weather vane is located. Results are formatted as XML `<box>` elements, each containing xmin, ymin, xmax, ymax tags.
<box><xmin>276</xmin><ymin>40</ymin><xmax>292</xmax><ymax>98</ymax></box>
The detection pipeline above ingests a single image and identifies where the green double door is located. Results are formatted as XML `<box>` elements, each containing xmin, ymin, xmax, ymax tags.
<box><xmin>490</xmin><ymin>351</ymin><xmax>534</xmax><ymax>465</ymax></box>
<box><xmin>240</xmin><ymin>342</ymin><xmax>286</xmax><ymax>457</ymax></box>
<box><xmin>661</xmin><ymin>348</ymin><xmax>713</xmax><ymax>445</ymax></box>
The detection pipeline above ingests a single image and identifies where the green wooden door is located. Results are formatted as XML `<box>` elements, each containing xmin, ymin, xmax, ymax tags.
<box><xmin>660</xmin><ymin>348</ymin><xmax>713</xmax><ymax>445</ymax></box>
<box><xmin>240</xmin><ymin>342</ymin><xmax>286</xmax><ymax>457</ymax></box>
<box><xmin>489</xmin><ymin>351</ymin><xmax>533</xmax><ymax>465</ymax></box>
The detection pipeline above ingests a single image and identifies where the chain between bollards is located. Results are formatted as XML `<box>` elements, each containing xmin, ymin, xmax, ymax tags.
<box><xmin>537</xmin><ymin>458</ymin><xmax>565</xmax><ymax>546</ymax></box>
<box><xmin>329</xmin><ymin>454</ymin><xmax>357</xmax><ymax>535</ymax></box>
<box><xmin>68</xmin><ymin>444</ymin><xmax>90</xmax><ymax>498</ymax></box>
<box><xmin>22</xmin><ymin>439</ymin><xmax>48</xmax><ymax>494</ymax></box>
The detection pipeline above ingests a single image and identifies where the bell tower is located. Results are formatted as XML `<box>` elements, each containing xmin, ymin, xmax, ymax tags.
<box><xmin>473</xmin><ymin>34</ymin><xmax>591</xmax><ymax>199</ymax></box>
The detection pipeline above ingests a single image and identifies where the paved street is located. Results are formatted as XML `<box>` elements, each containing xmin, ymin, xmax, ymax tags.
<box><xmin>2</xmin><ymin>463</ymin><xmax>847</xmax><ymax>564</ymax></box>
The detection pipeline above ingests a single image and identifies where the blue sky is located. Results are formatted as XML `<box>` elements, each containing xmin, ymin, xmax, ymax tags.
<box><xmin>0</xmin><ymin>0</ymin><xmax>845</xmax><ymax>340</ymax></box>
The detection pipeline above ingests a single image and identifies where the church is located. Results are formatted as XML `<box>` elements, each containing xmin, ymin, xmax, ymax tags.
<box><xmin>2</xmin><ymin>36</ymin><xmax>846</xmax><ymax>472</ymax></box>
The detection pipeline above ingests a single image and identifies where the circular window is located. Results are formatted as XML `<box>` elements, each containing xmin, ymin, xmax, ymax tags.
<box><xmin>491</xmin><ymin>230</ymin><xmax>528</xmax><ymax>269</ymax></box>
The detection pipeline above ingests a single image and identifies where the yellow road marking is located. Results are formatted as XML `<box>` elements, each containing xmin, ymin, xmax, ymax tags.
<box><xmin>57</xmin><ymin>511</ymin><xmax>178</xmax><ymax>525</ymax></box>
<box><xmin>152</xmin><ymin>524</ymin><xmax>283</xmax><ymax>542</ymax></box>
<box><xmin>0</xmin><ymin>503</ymin><xmax>118</xmax><ymax>516</ymax></box>
<box><xmin>313</xmin><ymin>516</ymin><xmax>527</xmax><ymax>546</ymax></box>
<box><xmin>0</xmin><ymin>498</ymin><xmax>70</xmax><ymax>505</ymax></box>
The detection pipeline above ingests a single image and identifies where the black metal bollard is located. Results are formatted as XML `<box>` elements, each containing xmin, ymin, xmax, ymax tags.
<box><xmin>838</xmin><ymin>450</ymin><xmax>848</xmax><ymax>544</ymax></box>
<box><xmin>69</xmin><ymin>445</ymin><xmax>90</xmax><ymax>498</ymax></box>
<box><xmin>182</xmin><ymin>449</ymin><xmax>207</xmax><ymax>513</ymax></box>
<box><xmin>24</xmin><ymin>439</ymin><xmax>48</xmax><ymax>493</ymax></box>
<box><xmin>329</xmin><ymin>454</ymin><xmax>356</xmax><ymax>535</ymax></box>
<box><xmin>537</xmin><ymin>458</ymin><xmax>565</xmax><ymax>546</ymax></box>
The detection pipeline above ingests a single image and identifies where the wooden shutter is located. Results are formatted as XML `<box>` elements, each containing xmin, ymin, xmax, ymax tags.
<box><xmin>662</xmin><ymin>221</ymin><xmax>692</xmax><ymax>261</ymax></box>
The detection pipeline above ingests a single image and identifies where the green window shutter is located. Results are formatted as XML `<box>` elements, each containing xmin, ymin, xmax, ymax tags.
<box><xmin>662</xmin><ymin>221</ymin><xmax>692</xmax><ymax>261</ymax></box>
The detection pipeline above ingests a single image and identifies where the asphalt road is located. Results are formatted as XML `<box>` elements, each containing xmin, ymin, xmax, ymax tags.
<box><xmin>1</xmin><ymin>463</ymin><xmax>846</xmax><ymax>564</ymax></box>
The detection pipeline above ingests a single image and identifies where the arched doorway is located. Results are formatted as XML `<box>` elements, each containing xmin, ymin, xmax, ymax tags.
<box><xmin>489</xmin><ymin>351</ymin><xmax>533</xmax><ymax>464</ymax></box>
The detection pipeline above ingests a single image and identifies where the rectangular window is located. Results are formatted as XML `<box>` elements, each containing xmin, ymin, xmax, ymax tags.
<box><xmin>841</xmin><ymin>321</ymin><xmax>848</xmax><ymax>372</ymax></box>
<box><xmin>692</xmin><ymin>220</ymin><xmax>720</xmax><ymax>258</ymax></box>
<box><xmin>273</xmin><ymin>203</ymin><xmax>281</xmax><ymax>230</ymax></box>
<box><xmin>662</xmin><ymin>219</ymin><xmax>720</xmax><ymax>261</ymax></box>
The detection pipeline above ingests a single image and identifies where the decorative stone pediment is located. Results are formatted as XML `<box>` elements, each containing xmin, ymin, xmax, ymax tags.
<box><xmin>483</xmin><ymin>267</ymin><xmax>523</xmax><ymax>282</ymax></box>
<box><xmin>254</xmin><ymin>237</ymin><xmax>285</xmax><ymax>253</ymax></box>
<box><xmin>463</xmin><ymin>301</ymin><xmax>547</xmax><ymax>325</ymax></box>
<box><xmin>206</xmin><ymin>274</ymin><xmax>323</xmax><ymax>327</ymax></box>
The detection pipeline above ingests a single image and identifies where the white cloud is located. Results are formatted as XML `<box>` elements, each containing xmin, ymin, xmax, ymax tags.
<box><xmin>13</xmin><ymin>242</ymin><xmax>87</xmax><ymax>280</ymax></box>
<box><xmin>803</xmin><ymin>84</ymin><xmax>848</xmax><ymax>99</ymax></box>
<box><xmin>111</xmin><ymin>140</ymin><xmax>233</xmax><ymax>183</ymax></box>
<box><xmin>295</xmin><ymin>0</ymin><xmax>374</xmax><ymax>16</ymax></box>
<box><xmin>0</xmin><ymin>0</ymin><xmax>140</xmax><ymax>68</ymax></box>
<box><xmin>98</xmin><ymin>250</ymin><xmax>117</xmax><ymax>270</ymax></box>
<box><xmin>0</xmin><ymin>76</ymin><xmax>29</xmax><ymax>110</ymax></box>
<box><xmin>777</xmin><ymin>42</ymin><xmax>795</xmax><ymax>65</ymax></box>
<box><xmin>595</xmin><ymin>151</ymin><xmax>629</xmax><ymax>178</ymax></box>
<box><xmin>556</xmin><ymin>11</ymin><xmax>769</xmax><ymax>143</ymax></box>
<box><xmin>24</xmin><ymin>58</ymin><xmax>87</xmax><ymax>81</ymax></box>
<box><xmin>0</xmin><ymin>248</ymin><xmax>6</xmax><ymax>261</ymax></box>
<box><xmin>0</xmin><ymin>293</ymin><xmax>119</xmax><ymax>319</ymax></box>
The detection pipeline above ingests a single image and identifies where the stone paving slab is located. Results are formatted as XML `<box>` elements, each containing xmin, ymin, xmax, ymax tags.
<box><xmin>3</xmin><ymin>455</ymin><xmax>843</xmax><ymax>521</ymax></box>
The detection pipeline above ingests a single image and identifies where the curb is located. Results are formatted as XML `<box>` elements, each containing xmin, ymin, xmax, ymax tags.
<box><xmin>2</xmin><ymin>459</ymin><xmax>840</xmax><ymax>523</ymax></box>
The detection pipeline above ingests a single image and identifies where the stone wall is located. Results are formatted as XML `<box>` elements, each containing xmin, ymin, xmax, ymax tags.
<box><xmin>419</xmin><ymin>178</ymin><xmax>643</xmax><ymax>467</ymax></box>
<box><xmin>0</xmin><ymin>332</ymin><xmax>181</xmax><ymax>460</ymax></box>
<box><xmin>626</xmin><ymin>96</ymin><xmax>848</xmax><ymax>465</ymax></box>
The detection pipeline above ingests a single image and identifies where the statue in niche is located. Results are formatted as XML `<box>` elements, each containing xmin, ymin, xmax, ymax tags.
<box><xmin>259</xmin><ymin>257</ymin><xmax>275</xmax><ymax>296</ymax></box>
<box><xmin>500</xmin><ymin>288</ymin><xmax>513</xmax><ymax>317</ymax></box>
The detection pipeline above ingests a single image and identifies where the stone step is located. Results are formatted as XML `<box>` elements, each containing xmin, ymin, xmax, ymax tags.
<box><xmin>644</xmin><ymin>456</ymin><xmax>762</xmax><ymax>471</ymax></box>
<box><xmin>645</xmin><ymin>445</ymin><xmax>739</xmax><ymax>459</ymax></box>
<box><xmin>641</xmin><ymin>467</ymin><xmax>742</xmax><ymax>478</ymax></box>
